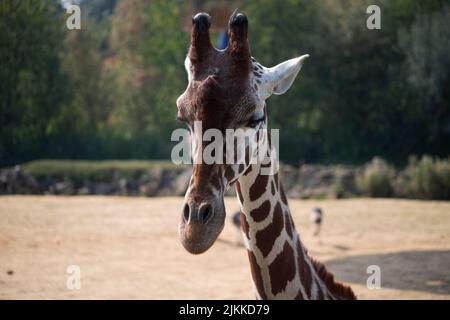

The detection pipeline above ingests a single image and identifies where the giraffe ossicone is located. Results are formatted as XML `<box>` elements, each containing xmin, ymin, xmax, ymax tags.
<box><xmin>176</xmin><ymin>11</ymin><xmax>356</xmax><ymax>300</ymax></box>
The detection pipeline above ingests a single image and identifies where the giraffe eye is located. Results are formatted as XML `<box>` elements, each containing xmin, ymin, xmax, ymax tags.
<box><xmin>247</xmin><ymin>117</ymin><xmax>264</xmax><ymax>128</ymax></box>
<box><xmin>176</xmin><ymin>115</ymin><xmax>188</xmax><ymax>123</ymax></box>
<box><xmin>246</xmin><ymin>109</ymin><xmax>265</xmax><ymax>128</ymax></box>
<box><xmin>176</xmin><ymin>110</ymin><xmax>188</xmax><ymax>123</ymax></box>
<box><xmin>245</xmin><ymin>109</ymin><xmax>266</xmax><ymax>128</ymax></box>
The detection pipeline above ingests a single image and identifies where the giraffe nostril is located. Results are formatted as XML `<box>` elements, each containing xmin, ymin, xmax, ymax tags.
<box><xmin>199</xmin><ymin>204</ymin><xmax>213</xmax><ymax>224</ymax></box>
<box><xmin>183</xmin><ymin>203</ymin><xmax>190</xmax><ymax>222</ymax></box>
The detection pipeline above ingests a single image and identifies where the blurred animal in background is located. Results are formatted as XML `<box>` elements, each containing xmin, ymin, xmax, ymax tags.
<box><xmin>310</xmin><ymin>207</ymin><xmax>323</xmax><ymax>237</ymax></box>
<box><xmin>232</xmin><ymin>210</ymin><xmax>243</xmax><ymax>246</ymax></box>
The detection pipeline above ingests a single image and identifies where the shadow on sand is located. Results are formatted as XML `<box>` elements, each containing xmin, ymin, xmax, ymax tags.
<box><xmin>325</xmin><ymin>250</ymin><xmax>450</xmax><ymax>294</ymax></box>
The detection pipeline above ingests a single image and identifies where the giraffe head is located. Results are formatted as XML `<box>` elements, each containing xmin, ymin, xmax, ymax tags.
<box><xmin>177</xmin><ymin>11</ymin><xmax>308</xmax><ymax>254</ymax></box>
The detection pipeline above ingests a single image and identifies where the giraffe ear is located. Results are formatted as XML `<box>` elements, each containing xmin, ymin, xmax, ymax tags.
<box><xmin>268</xmin><ymin>55</ymin><xmax>309</xmax><ymax>95</ymax></box>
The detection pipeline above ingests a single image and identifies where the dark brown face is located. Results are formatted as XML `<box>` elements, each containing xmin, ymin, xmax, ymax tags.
<box><xmin>177</xmin><ymin>12</ymin><xmax>261</xmax><ymax>254</ymax></box>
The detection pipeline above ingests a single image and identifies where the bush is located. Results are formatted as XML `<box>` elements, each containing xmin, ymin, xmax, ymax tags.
<box><xmin>356</xmin><ymin>157</ymin><xmax>395</xmax><ymax>197</ymax></box>
<box><xmin>395</xmin><ymin>155</ymin><xmax>450</xmax><ymax>200</ymax></box>
<box><xmin>21</xmin><ymin>160</ymin><xmax>180</xmax><ymax>183</ymax></box>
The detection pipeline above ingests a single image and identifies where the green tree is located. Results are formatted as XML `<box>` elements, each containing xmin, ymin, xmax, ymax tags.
<box><xmin>47</xmin><ymin>24</ymin><xmax>113</xmax><ymax>158</ymax></box>
<box><xmin>0</xmin><ymin>0</ymin><xmax>68</xmax><ymax>165</ymax></box>
<box><xmin>107</xmin><ymin>0</ymin><xmax>188</xmax><ymax>158</ymax></box>
<box><xmin>399</xmin><ymin>5</ymin><xmax>450</xmax><ymax>157</ymax></box>
<box><xmin>242</xmin><ymin>0</ymin><xmax>448</xmax><ymax>165</ymax></box>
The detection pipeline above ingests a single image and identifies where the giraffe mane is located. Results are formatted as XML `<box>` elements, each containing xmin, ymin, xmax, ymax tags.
<box><xmin>309</xmin><ymin>256</ymin><xmax>357</xmax><ymax>300</ymax></box>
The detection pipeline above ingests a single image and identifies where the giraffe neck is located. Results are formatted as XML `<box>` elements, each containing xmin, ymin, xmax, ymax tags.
<box><xmin>235</xmin><ymin>164</ymin><xmax>356</xmax><ymax>300</ymax></box>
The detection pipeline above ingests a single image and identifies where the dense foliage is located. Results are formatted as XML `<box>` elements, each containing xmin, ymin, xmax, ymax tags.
<box><xmin>1</xmin><ymin>0</ymin><xmax>449</xmax><ymax>166</ymax></box>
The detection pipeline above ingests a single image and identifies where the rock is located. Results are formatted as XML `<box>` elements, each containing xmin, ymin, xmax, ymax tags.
<box><xmin>283</xmin><ymin>163</ymin><xmax>358</xmax><ymax>199</ymax></box>
<box><xmin>77</xmin><ymin>187</ymin><xmax>90</xmax><ymax>195</ymax></box>
<box><xmin>92</xmin><ymin>182</ymin><xmax>113</xmax><ymax>195</ymax></box>
<box><xmin>54</xmin><ymin>179</ymin><xmax>74</xmax><ymax>195</ymax></box>
<box><xmin>0</xmin><ymin>162</ymin><xmax>361</xmax><ymax>199</ymax></box>
<box><xmin>171</xmin><ymin>168</ymin><xmax>192</xmax><ymax>196</ymax></box>
<box><xmin>0</xmin><ymin>165</ymin><xmax>41</xmax><ymax>194</ymax></box>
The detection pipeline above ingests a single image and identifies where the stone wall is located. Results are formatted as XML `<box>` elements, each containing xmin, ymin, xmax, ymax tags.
<box><xmin>0</xmin><ymin>164</ymin><xmax>359</xmax><ymax>198</ymax></box>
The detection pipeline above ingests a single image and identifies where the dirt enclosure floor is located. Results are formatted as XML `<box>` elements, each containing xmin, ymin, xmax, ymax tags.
<box><xmin>0</xmin><ymin>196</ymin><xmax>449</xmax><ymax>299</ymax></box>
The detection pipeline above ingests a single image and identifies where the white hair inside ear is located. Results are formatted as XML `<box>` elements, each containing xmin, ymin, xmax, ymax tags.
<box><xmin>184</xmin><ymin>56</ymin><xmax>193</xmax><ymax>82</ymax></box>
<box><xmin>268</xmin><ymin>54</ymin><xmax>309</xmax><ymax>96</ymax></box>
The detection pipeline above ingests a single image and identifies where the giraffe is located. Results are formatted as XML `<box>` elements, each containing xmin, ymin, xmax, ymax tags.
<box><xmin>176</xmin><ymin>11</ymin><xmax>356</xmax><ymax>300</ymax></box>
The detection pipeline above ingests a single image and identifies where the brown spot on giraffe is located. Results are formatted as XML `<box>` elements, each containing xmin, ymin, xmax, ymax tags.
<box><xmin>247</xmin><ymin>250</ymin><xmax>267</xmax><ymax>299</ymax></box>
<box><xmin>296</xmin><ymin>240</ymin><xmax>312</xmax><ymax>299</ymax></box>
<box><xmin>284</xmin><ymin>210</ymin><xmax>293</xmax><ymax>238</ymax></box>
<box><xmin>250</xmin><ymin>200</ymin><xmax>271</xmax><ymax>222</ymax></box>
<box><xmin>243</xmin><ymin>164</ymin><xmax>252</xmax><ymax>176</ymax></box>
<box><xmin>280</xmin><ymin>184</ymin><xmax>288</xmax><ymax>205</ymax></box>
<box><xmin>255</xmin><ymin>202</ymin><xmax>284</xmax><ymax>257</ymax></box>
<box><xmin>268</xmin><ymin>241</ymin><xmax>296</xmax><ymax>295</ymax></box>
<box><xmin>249</xmin><ymin>174</ymin><xmax>269</xmax><ymax>201</ymax></box>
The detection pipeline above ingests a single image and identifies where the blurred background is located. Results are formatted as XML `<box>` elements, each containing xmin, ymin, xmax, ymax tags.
<box><xmin>0</xmin><ymin>0</ymin><xmax>450</xmax><ymax>300</ymax></box>
<box><xmin>0</xmin><ymin>0</ymin><xmax>449</xmax><ymax>199</ymax></box>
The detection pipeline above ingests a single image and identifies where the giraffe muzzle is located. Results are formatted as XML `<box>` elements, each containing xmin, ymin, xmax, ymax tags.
<box><xmin>179</xmin><ymin>197</ymin><xmax>225</xmax><ymax>254</ymax></box>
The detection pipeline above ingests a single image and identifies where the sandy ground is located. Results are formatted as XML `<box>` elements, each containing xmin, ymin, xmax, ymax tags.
<box><xmin>0</xmin><ymin>196</ymin><xmax>449</xmax><ymax>300</ymax></box>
